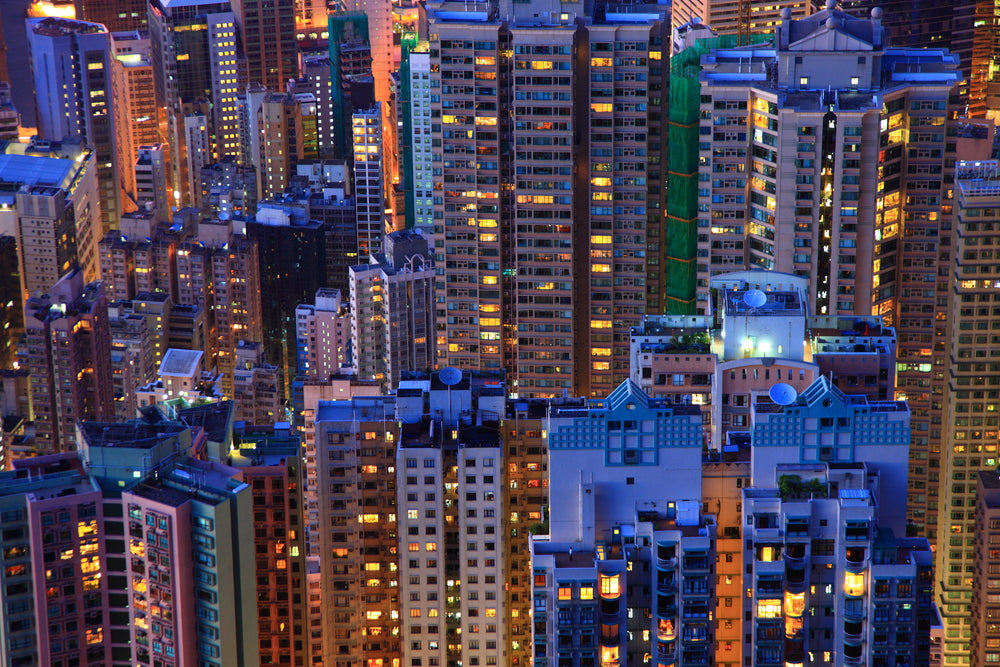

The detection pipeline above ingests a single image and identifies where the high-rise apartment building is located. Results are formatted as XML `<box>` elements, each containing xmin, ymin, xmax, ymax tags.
<box><xmin>328</xmin><ymin>13</ymin><xmax>373</xmax><ymax>160</ymax></box>
<box><xmin>689</xmin><ymin>5</ymin><xmax>960</xmax><ymax>546</ymax></box>
<box><xmin>399</xmin><ymin>42</ymin><xmax>433</xmax><ymax>230</ymax></box>
<box><xmin>743</xmin><ymin>377</ymin><xmax>934</xmax><ymax>667</ymax></box>
<box><xmin>229</xmin><ymin>423</ymin><xmax>310</xmax><ymax>666</ymax></box>
<box><xmin>972</xmin><ymin>471</ymin><xmax>1000</xmax><ymax>667</ymax></box>
<box><xmin>693</xmin><ymin>4</ymin><xmax>959</xmax><ymax>316</ymax></box>
<box><xmin>257</xmin><ymin>92</ymin><xmax>319</xmax><ymax>198</ymax></box>
<box><xmin>99</xmin><ymin>211</ymin><xmax>263</xmax><ymax>397</ymax></box>
<box><xmin>134</xmin><ymin>144</ymin><xmax>170</xmax><ymax>220</ymax></box>
<box><xmin>425</xmin><ymin>0</ymin><xmax>669</xmax><ymax>398</ymax></box>
<box><xmin>230</xmin><ymin>0</ymin><xmax>297</xmax><ymax>91</ymax></box>
<box><xmin>298</xmin><ymin>54</ymin><xmax>337</xmax><ymax>159</ymax></box>
<box><xmin>27</xmin><ymin>18</ymin><xmax>125</xmax><ymax>233</ymax></box>
<box><xmin>148</xmin><ymin>0</ymin><xmax>240</xmax><ymax>205</ymax></box>
<box><xmin>1</xmin><ymin>138</ymin><xmax>101</xmax><ymax>299</ymax></box>
<box><xmin>935</xmin><ymin>160</ymin><xmax>1000</xmax><ymax>663</ymax></box>
<box><xmin>352</xmin><ymin>102</ymin><xmax>388</xmax><ymax>258</ymax></box>
<box><xmin>23</xmin><ymin>269</ymin><xmax>114</xmax><ymax>453</ymax></box>
<box><xmin>295</xmin><ymin>288</ymin><xmax>350</xmax><ymax>380</ymax></box>
<box><xmin>349</xmin><ymin>229</ymin><xmax>435</xmax><ymax>388</ymax></box>
<box><xmin>531</xmin><ymin>380</ymin><xmax>712</xmax><ymax>667</ymax></box>
<box><xmin>110</xmin><ymin>31</ymin><xmax>160</xmax><ymax>151</ymax></box>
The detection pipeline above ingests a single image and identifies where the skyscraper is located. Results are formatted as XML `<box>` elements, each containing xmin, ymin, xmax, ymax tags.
<box><xmin>935</xmin><ymin>160</ymin><xmax>1000</xmax><ymax>663</ymax></box>
<box><xmin>148</xmin><ymin>0</ymin><xmax>240</xmax><ymax>205</ymax></box>
<box><xmin>0</xmin><ymin>140</ymin><xmax>101</xmax><ymax>297</ymax></box>
<box><xmin>742</xmin><ymin>377</ymin><xmax>934</xmax><ymax>667</ymax></box>
<box><xmin>426</xmin><ymin>0</ymin><xmax>670</xmax><ymax>398</ymax></box>
<box><xmin>23</xmin><ymin>269</ymin><xmax>114</xmax><ymax>453</ymax></box>
<box><xmin>693</xmin><ymin>4</ymin><xmax>959</xmax><ymax>316</ymax></box>
<box><xmin>230</xmin><ymin>0</ymin><xmax>297</xmax><ymax>91</ymax></box>
<box><xmin>349</xmin><ymin>228</ymin><xmax>435</xmax><ymax>388</ymax></box>
<box><xmin>27</xmin><ymin>17</ymin><xmax>123</xmax><ymax>232</ymax></box>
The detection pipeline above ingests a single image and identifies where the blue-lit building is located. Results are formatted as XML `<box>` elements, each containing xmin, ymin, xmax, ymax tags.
<box><xmin>742</xmin><ymin>377</ymin><xmax>934</xmax><ymax>667</ymax></box>
<box><xmin>532</xmin><ymin>380</ymin><xmax>716</xmax><ymax>667</ymax></box>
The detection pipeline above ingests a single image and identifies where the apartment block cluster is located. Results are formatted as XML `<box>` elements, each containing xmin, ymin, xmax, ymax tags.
<box><xmin>3</xmin><ymin>0</ymin><xmax>1000</xmax><ymax>665</ymax></box>
<box><xmin>0</xmin><ymin>271</ymin><xmax>957</xmax><ymax>667</ymax></box>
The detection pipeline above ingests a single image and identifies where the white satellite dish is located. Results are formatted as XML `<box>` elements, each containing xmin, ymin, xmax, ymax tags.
<box><xmin>743</xmin><ymin>289</ymin><xmax>767</xmax><ymax>308</ymax></box>
<box><xmin>769</xmin><ymin>383</ymin><xmax>798</xmax><ymax>406</ymax></box>
<box><xmin>439</xmin><ymin>366</ymin><xmax>463</xmax><ymax>386</ymax></box>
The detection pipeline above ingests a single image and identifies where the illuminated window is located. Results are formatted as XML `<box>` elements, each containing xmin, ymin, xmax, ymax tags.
<box><xmin>365</xmin><ymin>563</ymin><xmax>382</xmax><ymax>571</ymax></box>
<box><xmin>756</xmin><ymin>599</ymin><xmax>781</xmax><ymax>618</ymax></box>
<box><xmin>580</xmin><ymin>586</ymin><xmax>594</xmax><ymax>600</ymax></box>
<box><xmin>591</xmin><ymin>347</ymin><xmax>612</xmax><ymax>357</ymax></box>
<box><xmin>844</xmin><ymin>572</ymin><xmax>865</xmax><ymax>597</ymax></box>
<box><xmin>592</xmin><ymin>264</ymin><xmax>611</xmax><ymax>273</ymax></box>
<box><xmin>367</xmin><ymin>611</ymin><xmax>383</xmax><ymax>620</ymax></box>
<box><xmin>558</xmin><ymin>587</ymin><xmax>573</xmax><ymax>600</ymax></box>
<box><xmin>591</xmin><ymin>58</ymin><xmax>612</xmax><ymax>67</ymax></box>
<box><xmin>591</xmin><ymin>104</ymin><xmax>612</xmax><ymax>113</ymax></box>
<box><xmin>482</xmin><ymin>276</ymin><xmax>498</xmax><ymax>285</ymax></box>
<box><xmin>600</xmin><ymin>574</ymin><xmax>620</xmax><ymax>599</ymax></box>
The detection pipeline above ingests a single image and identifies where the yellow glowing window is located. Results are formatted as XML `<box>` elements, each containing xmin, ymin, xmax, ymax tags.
<box><xmin>784</xmin><ymin>591</ymin><xmax>805</xmax><ymax>617</ymax></box>
<box><xmin>591</xmin><ymin>177</ymin><xmax>612</xmax><ymax>187</ymax></box>
<box><xmin>600</xmin><ymin>574</ymin><xmax>620</xmax><ymax>598</ymax></box>
<box><xmin>359</xmin><ymin>514</ymin><xmax>380</xmax><ymax>524</ymax></box>
<box><xmin>480</xmin><ymin>233</ymin><xmax>498</xmax><ymax>242</ymax></box>
<box><xmin>362</xmin><ymin>464</ymin><xmax>378</xmax><ymax>473</ymax></box>
<box><xmin>475</xmin><ymin>116</ymin><xmax>497</xmax><ymax>125</ymax></box>
<box><xmin>580</xmin><ymin>586</ymin><xmax>594</xmax><ymax>600</ymax></box>
<box><xmin>482</xmin><ymin>276</ymin><xmax>498</xmax><ymax>285</ymax></box>
<box><xmin>531</xmin><ymin>61</ymin><xmax>553</xmax><ymax>70</ymax></box>
<box><xmin>367</xmin><ymin>610</ymin><xmax>383</xmax><ymax>620</ymax></box>
<box><xmin>593</xmin><ymin>361</ymin><xmax>611</xmax><ymax>370</ymax></box>
<box><xmin>407</xmin><ymin>510</ymin><xmax>419</xmax><ymax>519</ymax></box>
<box><xmin>844</xmin><ymin>572</ymin><xmax>865</xmax><ymax>597</ymax></box>
<box><xmin>601</xmin><ymin>646</ymin><xmax>619</xmax><ymax>667</ymax></box>
<box><xmin>592</xmin><ymin>192</ymin><xmax>613</xmax><ymax>201</ymax></box>
<box><xmin>409</xmin><ymin>543</ymin><xmax>420</xmax><ymax>552</ymax></box>
<box><xmin>592</xmin><ymin>264</ymin><xmax>611</xmax><ymax>273</ymax></box>
<box><xmin>480</xmin><ymin>304</ymin><xmax>500</xmax><ymax>312</ymax></box>
<box><xmin>756</xmin><ymin>599</ymin><xmax>781</xmax><ymax>618</ymax></box>
<box><xmin>591</xmin><ymin>235</ymin><xmax>612</xmax><ymax>245</ymax></box>
<box><xmin>410</xmin><ymin>609</ymin><xmax>421</xmax><ymax>617</ymax></box>
<box><xmin>480</xmin><ymin>317</ymin><xmax>501</xmax><ymax>327</ymax></box>
<box><xmin>591</xmin><ymin>347</ymin><xmax>612</xmax><ymax>357</ymax></box>
<box><xmin>558</xmin><ymin>586</ymin><xmax>573</xmax><ymax>600</ymax></box>
<box><xmin>591</xmin><ymin>58</ymin><xmax>612</xmax><ymax>67</ymax></box>
<box><xmin>649</xmin><ymin>50</ymin><xmax>661</xmax><ymax>60</ymax></box>
<box><xmin>442</xmin><ymin>115</ymin><xmax>460</xmax><ymax>124</ymax></box>
<box><xmin>486</xmin><ymin>608</ymin><xmax>497</xmax><ymax>617</ymax></box>
<box><xmin>591</xmin><ymin>320</ymin><xmax>612</xmax><ymax>328</ymax></box>
<box><xmin>365</xmin><ymin>562</ymin><xmax>382</xmax><ymax>571</ymax></box>
<box><xmin>476</xmin><ymin>56</ymin><xmax>496</xmax><ymax>65</ymax></box>
<box><xmin>591</xmin><ymin>104</ymin><xmax>612</xmax><ymax>113</ymax></box>
<box><xmin>758</xmin><ymin>546</ymin><xmax>779</xmax><ymax>562</ymax></box>
<box><xmin>426</xmin><ymin>543</ymin><xmax>437</xmax><ymax>552</ymax></box>
<box><xmin>478</xmin><ymin>219</ymin><xmax>498</xmax><ymax>227</ymax></box>
<box><xmin>366</xmin><ymin>578</ymin><xmax>381</xmax><ymax>587</ymax></box>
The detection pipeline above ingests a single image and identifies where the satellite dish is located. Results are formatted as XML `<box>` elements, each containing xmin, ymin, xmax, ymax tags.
<box><xmin>439</xmin><ymin>367</ymin><xmax>462</xmax><ymax>386</ymax></box>
<box><xmin>743</xmin><ymin>289</ymin><xmax>767</xmax><ymax>308</ymax></box>
<box><xmin>769</xmin><ymin>383</ymin><xmax>798</xmax><ymax>406</ymax></box>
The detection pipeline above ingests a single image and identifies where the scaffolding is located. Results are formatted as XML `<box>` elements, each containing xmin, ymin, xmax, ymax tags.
<box><xmin>664</xmin><ymin>33</ymin><xmax>742</xmax><ymax>314</ymax></box>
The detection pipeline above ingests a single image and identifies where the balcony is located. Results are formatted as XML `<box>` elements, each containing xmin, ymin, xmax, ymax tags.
<box><xmin>657</xmin><ymin>575</ymin><xmax>677</xmax><ymax>595</ymax></box>
<box><xmin>601</xmin><ymin>624</ymin><xmax>620</xmax><ymax>646</ymax></box>
<box><xmin>844</xmin><ymin>620</ymin><xmax>863</xmax><ymax>643</ymax></box>
<box><xmin>844</xmin><ymin>547</ymin><xmax>867</xmax><ymax>573</ymax></box>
